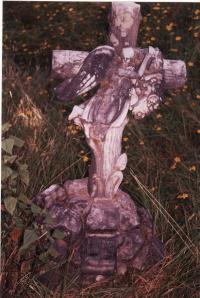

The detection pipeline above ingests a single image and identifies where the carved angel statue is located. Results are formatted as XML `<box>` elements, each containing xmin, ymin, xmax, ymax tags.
<box><xmin>55</xmin><ymin>45</ymin><xmax>164</xmax><ymax>129</ymax></box>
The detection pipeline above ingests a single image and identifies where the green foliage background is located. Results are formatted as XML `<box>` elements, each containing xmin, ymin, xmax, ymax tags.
<box><xmin>2</xmin><ymin>2</ymin><xmax>200</xmax><ymax>297</ymax></box>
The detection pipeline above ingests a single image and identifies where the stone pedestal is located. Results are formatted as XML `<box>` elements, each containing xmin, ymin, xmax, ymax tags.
<box><xmin>33</xmin><ymin>178</ymin><xmax>163</xmax><ymax>282</ymax></box>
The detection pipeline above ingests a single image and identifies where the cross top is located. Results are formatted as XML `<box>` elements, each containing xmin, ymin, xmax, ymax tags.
<box><xmin>109</xmin><ymin>2</ymin><xmax>141</xmax><ymax>54</ymax></box>
<box><xmin>53</xmin><ymin>2</ymin><xmax>187</xmax><ymax>199</ymax></box>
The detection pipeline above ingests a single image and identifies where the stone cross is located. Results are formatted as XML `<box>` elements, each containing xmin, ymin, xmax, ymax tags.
<box><xmin>53</xmin><ymin>2</ymin><xmax>186</xmax><ymax>200</ymax></box>
<box><xmin>34</xmin><ymin>2</ymin><xmax>186</xmax><ymax>283</ymax></box>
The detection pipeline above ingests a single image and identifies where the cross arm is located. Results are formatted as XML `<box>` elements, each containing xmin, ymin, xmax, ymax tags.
<box><xmin>52</xmin><ymin>49</ymin><xmax>186</xmax><ymax>90</ymax></box>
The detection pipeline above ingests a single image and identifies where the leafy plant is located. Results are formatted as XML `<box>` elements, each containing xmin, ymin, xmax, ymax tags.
<box><xmin>2</xmin><ymin>122</ymin><xmax>30</xmax><ymax>215</ymax></box>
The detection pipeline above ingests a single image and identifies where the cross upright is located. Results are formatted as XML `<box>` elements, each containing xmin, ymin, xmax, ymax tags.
<box><xmin>34</xmin><ymin>2</ymin><xmax>187</xmax><ymax>282</ymax></box>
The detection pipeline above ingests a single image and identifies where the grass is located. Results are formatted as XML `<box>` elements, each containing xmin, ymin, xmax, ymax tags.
<box><xmin>1</xmin><ymin>2</ymin><xmax>200</xmax><ymax>297</ymax></box>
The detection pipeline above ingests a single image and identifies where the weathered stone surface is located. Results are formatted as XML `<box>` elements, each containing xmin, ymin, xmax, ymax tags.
<box><xmin>86</xmin><ymin>199</ymin><xmax>120</xmax><ymax>231</ymax></box>
<box><xmin>32</xmin><ymin>184</ymin><xmax>68</xmax><ymax>209</ymax></box>
<box><xmin>116</xmin><ymin>190</ymin><xmax>140</xmax><ymax>229</ymax></box>
<box><xmin>131</xmin><ymin>245</ymin><xmax>150</xmax><ymax>270</ymax></box>
<box><xmin>33</xmin><ymin>178</ymin><xmax>163</xmax><ymax>277</ymax></box>
<box><xmin>117</xmin><ymin>229</ymin><xmax>144</xmax><ymax>261</ymax></box>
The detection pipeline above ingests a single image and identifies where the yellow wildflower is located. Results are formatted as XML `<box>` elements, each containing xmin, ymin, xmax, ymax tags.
<box><xmin>170</xmin><ymin>163</ymin><xmax>176</xmax><ymax>170</ymax></box>
<box><xmin>189</xmin><ymin>165</ymin><xmax>196</xmax><ymax>172</ymax></box>
<box><xmin>151</xmin><ymin>187</ymin><xmax>156</xmax><ymax>192</ymax></box>
<box><xmin>174</xmin><ymin>156</ymin><xmax>181</xmax><ymax>163</ymax></box>
<box><xmin>166</xmin><ymin>23</ymin><xmax>174</xmax><ymax>31</ymax></box>
<box><xmin>156</xmin><ymin>113</ymin><xmax>162</xmax><ymax>119</ymax></box>
<box><xmin>82</xmin><ymin>156</ymin><xmax>89</xmax><ymax>162</ymax></box>
<box><xmin>188</xmin><ymin>61</ymin><xmax>194</xmax><ymax>67</ymax></box>
<box><xmin>139</xmin><ymin>139</ymin><xmax>144</xmax><ymax>145</ymax></box>
<box><xmin>33</xmin><ymin>4</ymin><xmax>40</xmax><ymax>9</ymax></box>
<box><xmin>146</xmin><ymin>27</ymin><xmax>151</xmax><ymax>31</ymax></box>
<box><xmin>153</xmin><ymin>6</ymin><xmax>160</xmax><ymax>11</ymax></box>
<box><xmin>171</xmin><ymin>156</ymin><xmax>181</xmax><ymax>170</ymax></box>
<box><xmin>177</xmin><ymin>193</ymin><xmax>189</xmax><ymax>200</ymax></box>
<box><xmin>154</xmin><ymin>125</ymin><xmax>161</xmax><ymax>131</ymax></box>
<box><xmin>175</xmin><ymin>36</ymin><xmax>182</xmax><ymax>41</ymax></box>
<box><xmin>123</xmin><ymin>137</ymin><xmax>129</xmax><ymax>142</ymax></box>
<box><xmin>26</xmin><ymin>110</ymin><xmax>33</xmax><ymax>117</ymax></box>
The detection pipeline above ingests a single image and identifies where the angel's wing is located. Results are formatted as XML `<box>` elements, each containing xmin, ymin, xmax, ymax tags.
<box><xmin>54</xmin><ymin>45</ymin><xmax>115</xmax><ymax>102</ymax></box>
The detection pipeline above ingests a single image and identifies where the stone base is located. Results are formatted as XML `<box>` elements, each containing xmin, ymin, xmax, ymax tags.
<box><xmin>33</xmin><ymin>178</ymin><xmax>163</xmax><ymax>282</ymax></box>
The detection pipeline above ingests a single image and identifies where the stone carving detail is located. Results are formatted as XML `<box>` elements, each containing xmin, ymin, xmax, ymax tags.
<box><xmin>33</xmin><ymin>2</ymin><xmax>187</xmax><ymax>283</ymax></box>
